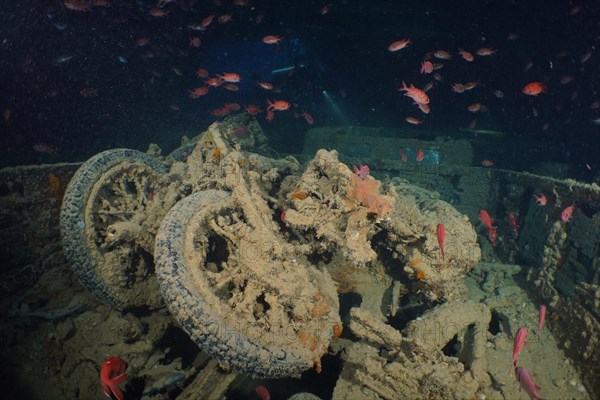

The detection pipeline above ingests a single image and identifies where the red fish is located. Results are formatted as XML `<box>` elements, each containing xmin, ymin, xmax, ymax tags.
<box><xmin>561</xmin><ymin>204</ymin><xmax>574</xmax><ymax>222</ymax></box>
<box><xmin>536</xmin><ymin>304</ymin><xmax>546</xmax><ymax>340</ymax></box>
<box><xmin>512</xmin><ymin>327</ymin><xmax>528</xmax><ymax>369</ymax></box>
<box><xmin>388</xmin><ymin>39</ymin><xmax>411</xmax><ymax>52</ymax></box>
<box><xmin>195</xmin><ymin>68</ymin><xmax>209</xmax><ymax>78</ymax></box>
<box><xmin>302</xmin><ymin>111</ymin><xmax>314</xmax><ymax>125</ymax></box>
<box><xmin>262</xmin><ymin>35</ymin><xmax>283</xmax><ymax>44</ymax></box>
<box><xmin>399</xmin><ymin>149</ymin><xmax>408</xmax><ymax>161</ymax></box>
<box><xmin>416</xmin><ymin>149</ymin><xmax>425</xmax><ymax>162</ymax></box>
<box><xmin>257</xmin><ymin>81</ymin><xmax>273</xmax><ymax>90</ymax></box>
<box><xmin>433</xmin><ymin>50</ymin><xmax>451</xmax><ymax>60</ymax></box>
<box><xmin>148</xmin><ymin>7</ymin><xmax>168</xmax><ymax>17</ymax></box>
<box><xmin>479</xmin><ymin>209</ymin><xmax>497</xmax><ymax>246</ymax></box>
<box><xmin>188</xmin><ymin>86</ymin><xmax>209</xmax><ymax>98</ymax></box>
<box><xmin>200</xmin><ymin>14</ymin><xmax>215</xmax><ymax>29</ymax></box>
<box><xmin>405</xmin><ymin>117</ymin><xmax>423</xmax><ymax>125</ymax></box>
<box><xmin>217</xmin><ymin>72</ymin><xmax>241</xmax><ymax>83</ymax></box>
<box><xmin>267</xmin><ymin>100</ymin><xmax>290</xmax><ymax>111</ymax></box>
<box><xmin>352</xmin><ymin>164</ymin><xmax>370</xmax><ymax>180</ymax></box>
<box><xmin>244</xmin><ymin>105</ymin><xmax>261</xmax><ymax>115</ymax></box>
<box><xmin>451</xmin><ymin>83</ymin><xmax>466</xmax><ymax>93</ymax></box>
<box><xmin>515</xmin><ymin>367</ymin><xmax>544</xmax><ymax>400</ymax></box>
<box><xmin>458</xmin><ymin>48</ymin><xmax>474</xmax><ymax>61</ymax></box>
<box><xmin>100</xmin><ymin>356</ymin><xmax>128</xmax><ymax>400</ymax></box>
<box><xmin>476</xmin><ymin>47</ymin><xmax>496</xmax><ymax>56</ymax></box>
<box><xmin>468</xmin><ymin>103</ymin><xmax>483</xmax><ymax>113</ymax></box>
<box><xmin>420</xmin><ymin>61</ymin><xmax>433</xmax><ymax>74</ymax></box>
<box><xmin>437</xmin><ymin>223</ymin><xmax>445</xmax><ymax>259</ymax></box>
<box><xmin>523</xmin><ymin>82</ymin><xmax>547</xmax><ymax>96</ymax></box>
<box><xmin>478</xmin><ymin>210</ymin><xmax>494</xmax><ymax>231</ymax></box>
<box><xmin>507</xmin><ymin>212</ymin><xmax>519</xmax><ymax>237</ymax></box>
<box><xmin>64</xmin><ymin>0</ymin><xmax>92</xmax><ymax>11</ymax></box>
<box><xmin>533</xmin><ymin>194</ymin><xmax>547</xmax><ymax>206</ymax></box>
<box><xmin>399</xmin><ymin>81</ymin><xmax>430</xmax><ymax>105</ymax></box>
<box><xmin>255</xmin><ymin>385</ymin><xmax>271</xmax><ymax>400</ymax></box>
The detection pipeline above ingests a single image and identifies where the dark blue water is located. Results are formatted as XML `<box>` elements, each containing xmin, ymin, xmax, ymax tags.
<box><xmin>1</xmin><ymin>0</ymin><xmax>598</xmax><ymax>180</ymax></box>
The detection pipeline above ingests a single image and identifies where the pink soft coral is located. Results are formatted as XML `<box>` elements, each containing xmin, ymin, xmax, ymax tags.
<box><xmin>347</xmin><ymin>174</ymin><xmax>392</xmax><ymax>216</ymax></box>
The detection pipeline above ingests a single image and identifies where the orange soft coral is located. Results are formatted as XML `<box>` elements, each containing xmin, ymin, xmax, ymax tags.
<box><xmin>347</xmin><ymin>174</ymin><xmax>392</xmax><ymax>217</ymax></box>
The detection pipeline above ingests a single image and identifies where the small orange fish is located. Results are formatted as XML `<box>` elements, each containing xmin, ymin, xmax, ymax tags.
<box><xmin>464</xmin><ymin>81</ymin><xmax>479</xmax><ymax>90</ymax></box>
<box><xmin>433</xmin><ymin>50</ymin><xmax>451</xmax><ymax>60</ymax></box>
<box><xmin>399</xmin><ymin>149</ymin><xmax>408</xmax><ymax>161</ymax></box>
<box><xmin>189</xmin><ymin>36</ymin><xmax>201</xmax><ymax>47</ymax></box>
<box><xmin>451</xmin><ymin>83</ymin><xmax>466</xmax><ymax>93</ymax></box>
<box><xmin>481</xmin><ymin>159</ymin><xmax>494</xmax><ymax>167</ymax></box>
<box><xmin>195</xmin><ymin>68</ymin><xmax>209</xmax><ymax>78</ymax></box>
<box><xmin>201</xmin><ymin>14</ymin><xmax>215</xmax><ymax>29</ymax></box>
<box><xmin>262</xmin><ymin>35</ymin><xmax>283</xmax><ymax>44</ymax></box>
<box><xmin>267</xmin><ymin>100</ymin><xmax>290</xmax><ymax>111</ymax></box>
<box><xmin>468</xmin><ymin>103</ymin><xmax>483</xmax><ymax>113</ymax></box>
<box><xmin>244</xmin><ymin>104</ymin><xmax>262</xmax><ymax>115</ymax></box>
<box><xmin>476</xmin><ymin>48</ymin><xmax>496</xmax><ymax>56</ymax></box>
<box><xmin>257</xmin><ymin>81</ymin><xmax>273</xmax><ymax>90</ymax></box>
<box><xmin>388</xmin><ymin>39</ymin><xmax>411</xmax><ymax>52</ymax></box>
<box><xmin>148</xmin><ymin>7</ymin><xmax>168</xmax><ymax>17</ymax></box>
<box><xmin>188</xmin><ymin>86</ymin><xmax>209</xmax><ymax>98</ymax></box>
<box><xmin>561</xmin><ymin>204</ymin><xmax>574</xmax><ymax>222</ymax></box>
<box><xmin>218</xmin><ymin>72</ymin><xmax>241</xmax><ymax>83</ymax></box>
<box><xmin>416</xmin><ymin>149</ymin><xmax>425</xmax><ymax>162</ymax></box>
<box><xmin>205</xmin><ymin>77</ymin><xmax>222</xmax><ymax>87</ymax></box>
<box><xmin>420</xmin><ymin>61</ymin><xmax>433</xmax><ymax>74</ymax></box>
<box><xmin>533</xmin><ymin>193</ymin><xmax>547</xmax><ymax>206</ymax></box>
<box><xmin>218</xmin><ymin>14</ymin><xmax>232</xmax><ymax>24</ymax></box>
<box><xmin>222</xmin><ymin>83</ymin><xmax>239</xmax><ymax>91</ymax></box>
<box><xmin>479</xmin><ymin>210</ymin><xmax>497</xmax><ymax>246</ymax></box>
<box><xmin>523</xmin><ymin>82</ymin><xmax>547</xmax><ymax>96</ymax></box>
<box><xmin>399</xmin><ymin>81</ymin><xmax>429</xmax><ymax>105</ymax></box>
<box><xmin>302</xmin><ymin>111</ymin><xmax>314</xmax><ymax>124</ymax></box>
<box><xmin>436</xmin><ymin>223</ymin><xmax>445</xmax><ymax>259</ymax></box>
<box><xmin>458</xmin><ymin>48</ymin><xmax>474</xmax><ymax>61</ymax></box>
<box><xmin>405</xmin><ymin>117</ymin><xmax>423</xmax><ymax>125</ymax></box>
<box><xmin>64</xmin><ymin>0</ymin><xmax>92</xmax><ymax>11</ymax></box>
<box><xmin>507</xmin><ymin>212</ymin><xmax>519</xmax><ymax>237</ymax></box>
<box><xmin>255</xmin><ymin>385</ymin><xmax>271</xmax><ymax>400</ymax></box>
<box><xmin>478</xmin><ymin>209</ymin><xmax>494</xmax><ymax>230</ymax></box>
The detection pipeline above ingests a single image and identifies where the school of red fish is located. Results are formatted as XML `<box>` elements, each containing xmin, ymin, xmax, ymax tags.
<box><xmin>23</xmin><ymin>0</ymin><xmax>596</xmax><ymax>171</ymax></box>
